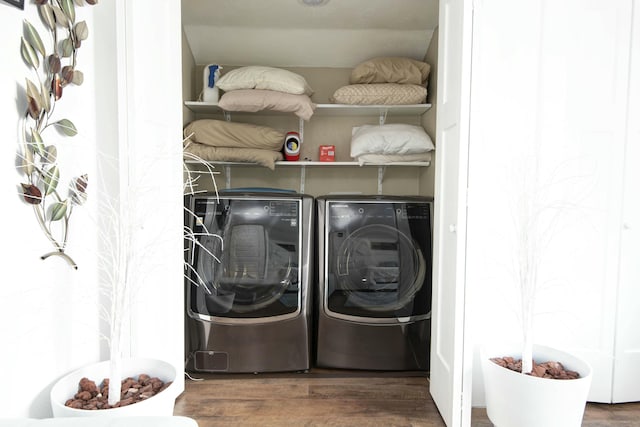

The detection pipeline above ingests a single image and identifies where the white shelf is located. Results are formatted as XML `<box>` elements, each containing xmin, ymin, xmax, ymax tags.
<box><xmin>185</xmin><ymin>160</ymin><xmax>430</xmax><ymax>167</ymax></box>
<box><xmin>183</xmin><ymin>100</ymin><xmax>432</xmax><ymax>194</ymax></box>
<box><xmin>184</xmin><ymin>101</ymin><xmax>431</xmax><ymax>116</ymax></box>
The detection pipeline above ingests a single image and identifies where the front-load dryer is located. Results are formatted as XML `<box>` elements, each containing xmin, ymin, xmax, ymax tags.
<box><xmin>185</xmin><ymin>190</ymin><xmax>313</xmax><ymax>373</ymax></box>
<box><xmin>316</xmin><ymin>195</ymin><xmax>433</xmax><ymax>371</ymax></box>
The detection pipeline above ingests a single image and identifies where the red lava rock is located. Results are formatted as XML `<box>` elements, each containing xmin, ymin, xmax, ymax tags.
<box><xmin>63</xmin><ymin>373</ymin><xmax>170</xmax><ymax>410</ymax></box>
<box><xmin>78</xmin><ymin>377</ymin><xmax>98</xmax><ymax>395</ymax></box>
<box><xmin>491</xmin><ymin>356</ymin><xmax>581</xmax><ymax>380</ymax></box>
<box><xmin>74</xmin><ymin>390</ymin><xmax>93</xmax><ymax>401</ymax></box>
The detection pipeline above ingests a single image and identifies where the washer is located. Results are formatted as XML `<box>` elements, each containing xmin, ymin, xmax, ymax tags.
<box><xmin>185</xmin><ymin>190</ymin><xmax>313</xmax><ymax>373</ymax></box>
<box><xmin>315</xmin><ymin>195</ymin><xmax>433</xmax><ymax>371</ymax></box>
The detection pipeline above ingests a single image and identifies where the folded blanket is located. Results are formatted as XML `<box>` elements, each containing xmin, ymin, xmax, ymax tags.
<box><xmin>184</xmin><ymin>119</ymin><xmax>285</xmax><ymax>150</ymax></box>
<box><xmin>184</xmin><ymin>142</ymin><xmax>283</xmax><ymax>170</ymax></box>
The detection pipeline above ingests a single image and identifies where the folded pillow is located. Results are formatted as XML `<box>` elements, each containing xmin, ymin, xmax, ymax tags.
<box><xmin>350</xmin><ymin>57</ymin><xmax>431</xmax><ymax>85</ymax></box>
<box><xmin>218</xmin><ymin>89</ymin><xmax>317</xmax><ymax>120</ymax></box>
<box><xmin>350</xmin><ymin>124</ymin><xmax>435</xmax><ymax>158</ymax></box>
<box><xmin>330</xmin><ymin>84</ymin><xmax>427</xmax><ymax>105</ymax></box>
<box><xmin>216</xmin><ymin>66</ymin><xmax>314</xmax><ymax>96</ymax></box>
<box><xmin>184</xmin><ymin>119</ymin><xmax>284</xmax><ymax>151</ymax></box>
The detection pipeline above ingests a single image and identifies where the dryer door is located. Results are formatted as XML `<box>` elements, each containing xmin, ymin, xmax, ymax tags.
<box><xmin>325</xmin><ymin>200</ymin><xmax>432</xmax><ymax>322</ymax></box>
<box><xmin>189</xmin><ymin>197</ymin><xmax>301</xmax><ymax>320</ymax></box>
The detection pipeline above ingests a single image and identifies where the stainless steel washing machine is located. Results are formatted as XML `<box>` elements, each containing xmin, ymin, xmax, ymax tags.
<box><xmin>316</xmin><ymin>195</ymin><xmax>433</xmax><ymax>371</ymax></box>
<box><xmin>185</xmin><ymin>190</ymin><xmax>313</xmax><ymax>373</ymax></box>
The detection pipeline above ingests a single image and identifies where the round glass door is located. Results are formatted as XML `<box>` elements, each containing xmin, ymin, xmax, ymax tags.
<box><xmin>334</xmin><ymin>224</ymin><xmax>426</xmax><ymax>312</ymax></box>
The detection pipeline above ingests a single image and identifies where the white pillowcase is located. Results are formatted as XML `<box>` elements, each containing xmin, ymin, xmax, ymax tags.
<box><xmin>350</xmin><ymin>124</ymin><xmax>435</xmax><ymax>158</ymax></box>
<box><xmin>216</xmin><ymin>66</ymin><xmax>314</xmax><ymax>96</ymax></box>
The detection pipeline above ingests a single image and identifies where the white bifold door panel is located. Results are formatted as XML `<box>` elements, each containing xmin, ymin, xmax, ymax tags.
<box><xmin>613</xmin><ymin>0</ymin><xmax>640</xmax><ymax>404</ymax></box>
<box><xmin>428</xmin><ymin>0</ymin><xmax>473</xmax><ymax>425</ymax></box>
<box><xmin>465</xmin><ymin>0</ymin><xmax>638</xmax><ymax>407</ymax></box>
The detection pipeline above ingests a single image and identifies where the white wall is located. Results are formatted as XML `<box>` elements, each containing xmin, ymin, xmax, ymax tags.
<box><xmin>0</xmin><ymin>2</ymin><xmax>102</xmax><ymax>417</ymax></box>
<box><xmin>466</xmin><ymin>0</ymin><xmax>635</xmax><ymax>405</ymax></box>
<box><xmin>0</xmin><ymin>0</ymin><xmax>184</xmax><ymax>417</ymax></box>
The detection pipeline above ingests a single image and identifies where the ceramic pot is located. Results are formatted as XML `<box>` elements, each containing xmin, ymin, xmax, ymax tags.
<box><xmin>50</xmin><ymin>358</ymin><xmax>178</xmax><ymax>418</ymax></box>
<box><xmin>481</xmin><ymin>344</ymin><xmax>592</xmax><ymax>427</ymax></box>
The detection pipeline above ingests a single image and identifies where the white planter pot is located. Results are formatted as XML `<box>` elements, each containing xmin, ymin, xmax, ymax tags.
<box><xmin>481</xmin><ymin>344</ymin><xmax>592</xmax><ymax>427</ymax></box>
<box><xmin>50</xmin><ymin>358</ymin><xmax>179</xmax><ymax>418</ymax></box>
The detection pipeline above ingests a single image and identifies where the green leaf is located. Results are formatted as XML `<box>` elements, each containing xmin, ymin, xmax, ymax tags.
<box><xmin>54</xmin><ymin>119</ymin><xmax>78</xmax><ymax>136</ymax></box>
<box><xmin>51</xmin><ymin>5</ymin><xmax>69</xmax><ymax>28</ymax></box>
<box><xmin>24</xmin><ymin>20</ymin><xmax>46</xmax><ymax>57</ymax></box>
<box><xmin>31</xmin><ymin>128</ymin><xmax>46</xmax><ymax>157</ymax></box>
<box><xmin>42</xmin><ymin>165</ymin><xmax>60</xmax><ymax>195</ymax></box>
<box><xmin>61</xmin><ymin>0</ymin><xmax>75</xmax><ymax>23</ymax></box>
<box><xmin>21</xmin><ymin>37</ymin><xmax>39</xmax><ymax>69</ymax></box>
<box><xmin>43</xmin><ymin>145</ymin><xmax>58</xmax><ymax>164</ymax></box>
<box><xmin>61</xmin><ymin>38</ymin><xmax>74</xmax><ymax>57</ymax></box>
<box><xmin>40</xmin><ymin>81</ymin><xmax>51</xmax><ymax>113</ymax></box>
<box><xmin>39</xmin><ymin>4</ymin><xmax>56</xmax><ymax>31</ymax></box>
<box><xmin>74</xmin><ymin>20</ymin><xmax>88</xmax><ymax>41</ymax></box>
<box><xmin>71</xmin><ymin>69</ymin><xmax>84</xmax><ymax>85</ymax></box>
<box><xmin>22</xmin><ymin>144</ymin><xmax>35</xmax><ymax>176</ymax></box>
<box><xmin>49</xmin><ymin>200</ymin><xmax>68</xmax><ymax>222</ymax></box>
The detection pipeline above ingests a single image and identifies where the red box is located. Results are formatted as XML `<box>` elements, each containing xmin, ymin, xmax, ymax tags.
<box><xmin>319</xmin><ymin>145</ymin><xmax>335</xmax><ymax>162</ymax></box>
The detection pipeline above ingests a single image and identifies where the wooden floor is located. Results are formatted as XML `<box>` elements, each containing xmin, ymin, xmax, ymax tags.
<box><xmin>174</xmin><ymin>369</ymin><xmax>640</xmax><ymax>426</ymax></box>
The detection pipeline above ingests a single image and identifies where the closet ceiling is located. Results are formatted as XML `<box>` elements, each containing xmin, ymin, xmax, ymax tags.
<box><xmin>181</xmin><ymin>0</ymin><xmax>439</xmax><ymax>68</ymax></box>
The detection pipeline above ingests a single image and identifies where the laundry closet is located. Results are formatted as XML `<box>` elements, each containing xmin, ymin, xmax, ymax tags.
<box><xmin>106</xmin><ymin>1</ymin><xmax>639</xmax><ymax>425</ymax></box>
<box><xmin>180</xmin><ymin>0</ymin><xmax>447</xmax><ymax>383</ymax></box>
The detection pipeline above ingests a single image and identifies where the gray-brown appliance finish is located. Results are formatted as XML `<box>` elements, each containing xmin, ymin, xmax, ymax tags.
<box><xmin>315</xmin><ymin>195</ymin><xmax>433</xmax><ymax>371</ymax></box>
<box><xmin>185</xmin><ymin>190</ymin><xmax>313</xmax><ymax>373</ymax></box>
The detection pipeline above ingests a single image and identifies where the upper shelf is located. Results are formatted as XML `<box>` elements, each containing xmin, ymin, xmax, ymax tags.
<box><xmin>184</xmin><ymin>101</ymin><xmax>432</xmax><ymax>117</ymax></box>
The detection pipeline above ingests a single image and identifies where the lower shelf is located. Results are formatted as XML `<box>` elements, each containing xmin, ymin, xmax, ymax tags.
<box><xmin>184</xmin><ymin>160</ymin><xmax>430</xmax><ymax>195</ymax></box>
<box><xmin>184</xmin><ymin>160</ymin><xmax>430</xmax><ymax>167</ymax></box>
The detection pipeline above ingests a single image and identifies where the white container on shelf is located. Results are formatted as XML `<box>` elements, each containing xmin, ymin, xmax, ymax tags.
<box><xmin>202</xmin><ymin>64</ymin><xmax>222</xmax><ymax>103</ymax></box>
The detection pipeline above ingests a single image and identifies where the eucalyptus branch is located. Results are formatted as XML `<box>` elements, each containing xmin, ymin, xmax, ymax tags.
<box><xmin>18</xmin><ymin>0</ymin><xmax>97</xmax><ymax>267</ymax></box>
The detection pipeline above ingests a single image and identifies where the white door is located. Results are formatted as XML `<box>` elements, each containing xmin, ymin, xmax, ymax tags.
<box><xmin>429</xmin><ymin>0</ymin><xmax>473</xmax><ymax>425</ymax></box>
<box><xmin>613</xmin><ymin>0</ymin><xmax>640</xmax><ymax>404</ymax></box>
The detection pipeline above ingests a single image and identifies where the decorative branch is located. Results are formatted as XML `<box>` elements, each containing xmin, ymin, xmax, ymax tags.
<box><xmin>17</xmin><ymin>0</ymin><xmax>97</xmax><ymax>269</ymax></box>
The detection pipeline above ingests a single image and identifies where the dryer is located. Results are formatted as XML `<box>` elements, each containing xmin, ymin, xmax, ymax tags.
<box><xmin>185</xmin><ymin>190</ymin><xmax>313</xmax><ymax>373</ymax></box>
<box><xmin>316</xmin><ymin>195</ymin><xmax>433</xmax><ymax>371</ymax></box>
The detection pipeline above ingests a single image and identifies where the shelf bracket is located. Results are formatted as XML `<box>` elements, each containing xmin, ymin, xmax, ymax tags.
<box><xmin>377</xmin><ymin>166</ymin><xmax>386</xmax><ymax>195</ymax></box>
<box><xmin>225</xmin><ymin>165</ymin><xmax>231</xmax><ymax>189</ymax></box>
<box><xmin>300</xmin><ymin>165</ymin><xmax>306</xmax><ymax>194</ymax></box>
<box><xmin>299</xmin><ymin>117</ymin><xmax>304</xmax><ymax>142</ymax></box>
<box><xmin>379</xmin><ymin>109</ymin><xmax>388</xmax><ymax>126</ymax></box>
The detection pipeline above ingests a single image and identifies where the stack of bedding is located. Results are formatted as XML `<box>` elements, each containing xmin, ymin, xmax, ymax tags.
<box><xmin>183</xmin><ymin>119</ymin><xmax>286</xmax><ymax>169</ymax></box>
<box><xmin>350</xmin><ymin>123</ymin><xmax>435</xmax><ymax>165</ymax></box>
<box><xmin>330</xmin><ymin>57</ymin><xmax>431</xmax><ymax>105</ymax></box>
<box><xmin>215</xmin><ymin>66</ymin><xmax>317</xmax><ymax>120</ymax></box>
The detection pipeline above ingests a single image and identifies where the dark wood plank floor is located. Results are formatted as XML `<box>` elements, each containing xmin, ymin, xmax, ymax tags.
<box><xmin>173</xmin><ymin>369</ymin><xmax>640</xmax><ymax>426</ymax></box>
